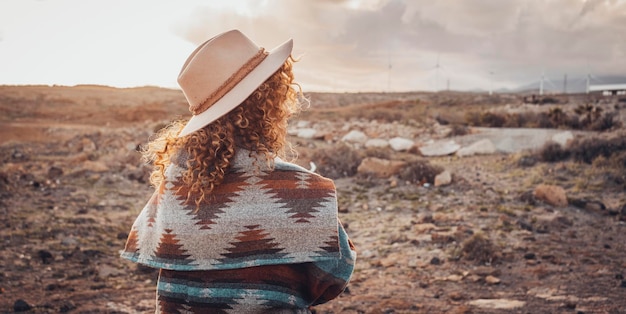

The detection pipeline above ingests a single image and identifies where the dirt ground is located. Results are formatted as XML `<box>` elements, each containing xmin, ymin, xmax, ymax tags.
<box><xmin>0</xmin><ymin>85</ymin><xmax>625</xmax><ymax>313</ymax></box>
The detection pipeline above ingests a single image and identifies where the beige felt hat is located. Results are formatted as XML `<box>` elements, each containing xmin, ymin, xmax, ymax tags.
<box><xmin>177</xmin><ymin>29</ymin><xmax>293</xmax><ymax>137</ymax></box>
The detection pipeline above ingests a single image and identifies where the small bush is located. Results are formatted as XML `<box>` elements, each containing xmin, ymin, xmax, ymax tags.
<box><xmin>311</xmin><ymin>143</ymin><xmax>362</xmax><ymax>179</ymax></box>
<box><xmin>480</xmin><ymin>112</ymin><xmax>507</xmax><ymax>127</ymax></box>
<box><xmin>568</xmin><ymin>136</ymin><xmax>626</xmax><ymax>164</ymax></box>
<box><xmin>590</xmin><ymin>112</ymin><xmax>622</xmax><ymax>131</ymax></box>
<box><xmin>538</xmin><ymin>141</ymin><xmax>570</xmax><ymax>162</ymax></box>
<box><xmin>461</xmin><ymin>233</ymin><xmax>497</xmax><ymax>265</ymax></box>
<box><xmin>398</xmin><ymin>159</ymin><xmax>444</xmax><ymax>184</ymax></box>
<box><xmin>447</xmin><ymin>124</ymin><xmax>470</xmax><ymax>137</ymax></box>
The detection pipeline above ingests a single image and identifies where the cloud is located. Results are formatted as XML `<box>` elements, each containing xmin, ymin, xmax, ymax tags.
<box><xmin>172</xmin><ymin>0</ymin><xmax>626</xmax><ymax>91</ymax></box>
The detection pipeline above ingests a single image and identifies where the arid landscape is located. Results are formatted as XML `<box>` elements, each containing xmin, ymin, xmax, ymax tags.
<box><xmin>1</xmin><ymin>85</ymin><xmax>625</xmax><ymax>313</ymax></box>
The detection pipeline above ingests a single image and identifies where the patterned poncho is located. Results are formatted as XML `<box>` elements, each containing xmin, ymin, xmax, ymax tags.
<box><xmin>121</xmin><ymin>149</ymin><xmax>355</xmax><ymax>312</ymax></box>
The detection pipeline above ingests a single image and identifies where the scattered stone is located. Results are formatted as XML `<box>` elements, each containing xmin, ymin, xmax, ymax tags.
<box><xmin>14</xmin><ymin>299</ymin><xmax>32</xmax><ymax>312</ymax></box>
<box><xmin>388</xmin><ymin>137</ymin><xmax>415</xmax><ymax>151</ymax></box>
<box><xmin>485</xmin><ymin>275</ymin><xmax>501</xmax><ymax>285</ymax></box>
<box><xmin>434</xmin><ymin>170</ymin><xmax>452</xmax><ymax>187</ymax></box>
<box><xmin>341</xmin><ymin>130</ymin><xmax>368</xmax><ymax>143</ymax></box>
<box><xmin>430</xmin><ymin>257</ymin><xmax>442</xmax><ymax>265</ymax></box>
<box><xmin>98</xmin><ymin>264</ymin><xmax>125</xmax><ymax>278</ymax></box>
<box><xmin>418</xmin><ymin>140</ymin><xmax>461</xmax><ymax>157</ymax></box>
<box><xmin>468</xmin><ymin>299</ymin><xmax>525</xmax><ymax>309</ymax></box>
<box><xmin>61</xmin><ymin>237</ymin><xmax>79</xmax><ymax>247</ymax></box>
<box><xmin>533</xmin><ymin>184</ymin><xmax>568</xmax><ymax>208</ymax></box>
<box><xmin>472</xmin><ymin>266</ymin><xmax>500</xmax><ymax>277</ymax></box>
<box><xmin>524</xmin><ymin>252</ymin><xmax>537</xmax><ymax>260</ymax></box>
<box><xmin>457</xmin><ymin>139</ymin><xmax>497</xmax><ymax>157</ymax></box>
<box><xmin>47</xmin><ymin>166</ymin><xmax>63</xmax><ymax>179</ymax></box>
<box><xmin>449</xmin><ymin>291</ymin><xmax>465</xmax><ymax>301</ymax></box>
<box><xmin>295</xmin><ymin>128</ymin><xmax>319</xmax><ymax>139</ymax></box>
<box><xmin>364</xmin><ymin>138</ymin><xmax>389</xmax><ymax>148</ymax></box>
<box><xmin>80</xmin><ymin>161</ymin><xmax>110</xmax><ymax>173</ymax></box>
<box><xmin>357</xmin><ymin>157</ymin><xmax>407</xmax><ymax>178</ymax></box>
<box><xmin>37</xmin><ymin>250</ymin><xmax>54</xmax><ymax>264</ymax></box>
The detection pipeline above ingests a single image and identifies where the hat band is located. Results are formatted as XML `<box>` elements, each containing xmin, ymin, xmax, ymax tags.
<box><xmin>191</xmin><ymin>48</ymin><xmax>269</xmax><ymax>115</ymax></box>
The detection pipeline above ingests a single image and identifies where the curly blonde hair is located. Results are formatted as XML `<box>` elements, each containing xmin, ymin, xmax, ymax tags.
<box><xmin>143</xmin><ymin>57</ymin><xmax>302</xmax><ymax>207</ymax></box>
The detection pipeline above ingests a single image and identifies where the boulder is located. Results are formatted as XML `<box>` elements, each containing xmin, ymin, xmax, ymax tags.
<box><xmin>434</xmin><ymin>170</ymin><xmax>452</xmax><ymax>187</ymax></box>
<box><xmin>533</xmin><ymin>184</ymin><xmax>567</xmax><ymax>207</ymax></box>
<box><xmin>295</xmin><ymin>128</ymin><xmax>318</xmax><ymax>139</ymax></box>
<box><xmin>365</xmin><ymin>138</ymin><xmax>389</xmax><ymax>148</ymax></box>
<box><xmin>418</xmin><ymin>140</ymin><xmax>461</xmax><ymax>157</ymax></box>
<box><xmin>457</xmin><ymin>139</ymin><xmax>497</xmax><ymax>157</ymax></box>
<box><xmin>341</xmin><ymin>130</ymin><xmax>368</xmax><ymax>143</ymax></box>
<box><xmin>468</xmin><ymin>299</ymin><xmax>525</xmax><ymax>309</ymax></box>
<box><xmin>357</xmin><ymin>157</ymin><xmax>406</xmax><ymax>178</ymax></box>
<box><xmin>389</xmin><ymin>137</ymin><xmax>415</xmax><ymax>152</ymax></box>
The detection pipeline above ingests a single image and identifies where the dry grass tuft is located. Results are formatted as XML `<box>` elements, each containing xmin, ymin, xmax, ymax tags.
<box><xmin>310</xmin><ymin>143</ymin><xmax>363</xmax><ymax>179</ymax></box>
<box><xmin>398</xmin><ymin>158</ymin><xmax>444</xmax><ymax>184</ymax></box>
<box><xmin>461</xmin><ymin>233</ymin><xmax>498</xmax><ymax>265</ymax></box>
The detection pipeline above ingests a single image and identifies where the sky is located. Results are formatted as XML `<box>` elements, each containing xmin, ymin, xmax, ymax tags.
<box><xmin>0</xmin><ymin>0</ymin><xmax>625</xmax><ymax>92</ymax></box>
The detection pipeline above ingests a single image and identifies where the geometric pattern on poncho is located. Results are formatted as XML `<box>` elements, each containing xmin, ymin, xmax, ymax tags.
<box><xmin>121</xmin><ymin>149</ymin><xmax>341</xmax><ymax>271</ymax></box>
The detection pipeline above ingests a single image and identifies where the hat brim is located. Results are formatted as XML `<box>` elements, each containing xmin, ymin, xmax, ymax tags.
<box><xmin>177</xmin><ymin>38</ymin><xmax>294</xmax><ymax>138</ymax></box>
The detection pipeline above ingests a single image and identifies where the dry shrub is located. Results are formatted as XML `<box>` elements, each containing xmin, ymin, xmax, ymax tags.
<box><xmin>538</xmin><ymin>141</ymin><xmax>570</xmax><ymax>162</ymax></box>
<box><xmin>447</xmin><ymin>124</ymin><xmax>470</xmax><ymax>137</ymax></box>
<box><xmin>480</xmin><ymin>112</ymin><xmax>507</xmax><ymax>127</ymax></box>
<box><xmin>589</xmin><ymin>111</ymin><xmax>622</xmax><ymax>131</ymax></box>
<box><xmin>310</xmin><ymin>143</ymin><xmax>362</xmax><ymax>179</ymax></box>
<box><xmin>568</xmin><ymin>136</ymin><xmax>626</xmax><ymax>164</ymax></box>
<box><xmin>461</xmin><ymin>233</ymin><xmax>497</xmax><ymax>265</ymax></box>
<box><xmin>398</xmin><ymin>158</ymin><xmax>443</xmax><ymax>184</ymax></box>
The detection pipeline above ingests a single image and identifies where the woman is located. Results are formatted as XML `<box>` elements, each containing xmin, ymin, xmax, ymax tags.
<box><xmin>121</xmin><ymin>29</ymin><xmax>356</xmax><ymax>313</ymax></box>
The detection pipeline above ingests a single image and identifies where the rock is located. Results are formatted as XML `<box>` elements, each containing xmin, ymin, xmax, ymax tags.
<box><xmin>341</xmin><ymin>130</ymin><xmax>368</xmax><ymax>143</ymax></box>
<box><xmin>523</xmin><ymin>252</ymin><xmax>537</xmax><ymax>260</ymax></box>
<box><xmin>389</xmin><ymin>137</ymin><xmax>414</xmax><ymax>151</ymax></box>
<box><xmin>551</xmin><ymin>131</ymin><xmax>574</xmax><ymax>147</ymax></box>
<box><xmin>485</xmin><ymin>275</ymin><xmax>501</xmax><ymax>285</ymax></box>
<box><xmin>14</xmin><ymin>299</ymin><xmax>32</xmax><ymax>312</ymax></box>
<box><xmin>47</xmin><ymin>166</ymin><xmax>63</xmax><ymax>179</ymax></box>
<box><xmin>98</xmin><ymin>264</ymin><xmax>125</xmax><ymax>278</ymax></box>
<box><xmin>418</xmin><ymin>140</ymin><xmax>461</xmax><ymax>157</ymax></box>
<box><xmin>80</xmin><ymin>137</ymin><xmax>97</xmax><ymax>153</ymax></box>
<box><xmin>364</xmin><ymin>138</ymin><xmax>389</xmax><ymax>148</ymax></box>
<box><xmin>434</xmin><ymin>170</ymin><xmax>452</xmax><ymax>187</ymax></box>
<box><xmin>430</xmin><ymin>257</ymin><xmax>442</xmax><ymax>265</ymax></box>
<box><xmin>37</xmin><ymin>250</ymin><xmax>54</xmax><ymax>264</ymax></box>
<box><xmin>468</xmin><ymin>299</ymin><xmax>525</xmax><ymax>309</ymax></box>
<box><xmin>80</xmin><ymin>161</ymin><xmax>109</xmax><ymax>173</ymax></box>
<box><xmin>533</xmin><ymin>184</ymin><xmax>568</xmax><ymax>207</ymax></box>
<box><xmin>357</xmin><ymin>157</ymin><xmax>407</xmax><ymax>178</ymax></box>
<box><xmin>295</xmin><ymin>128</ymin><xmax>319</xmax><ymax>139</ymax></box>
<box><xmin>457</xmin><ymin>139</ymin><xmax>497</xmax><ymax>157</ymax></box>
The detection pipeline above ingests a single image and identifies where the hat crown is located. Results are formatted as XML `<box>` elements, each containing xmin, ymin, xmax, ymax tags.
<box><xmin>177</xmin><ymin>30</ymin><xmax>266</xmax><ymax>114</ymax></box>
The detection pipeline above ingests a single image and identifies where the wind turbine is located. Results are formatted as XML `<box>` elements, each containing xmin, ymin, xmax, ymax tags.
<box><xmin>429</xmin><ymin>54</ymin><xmax>447</xmax><ymax>92</ymax></box>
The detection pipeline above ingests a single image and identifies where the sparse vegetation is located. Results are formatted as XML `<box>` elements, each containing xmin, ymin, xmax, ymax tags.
<box><xmin>398</xmin><ymin>158</ymin><xmax>444</xmax><ymax>184</ymax></box>
<box><xmin>463</xmin><ymin>104</ymin><xmax>621</xmax><ymax>131</ymax></box>
<box><xmin>461</xmin><ymin>233</ymin><xmax>498</xmax><ymax>265</ymax></box>
<box><xmin>311</xmin><ymin>143</ymin><xmax>363</xmax><ymax>179</ymax></box>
